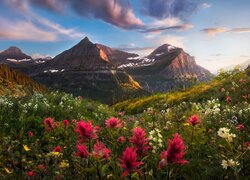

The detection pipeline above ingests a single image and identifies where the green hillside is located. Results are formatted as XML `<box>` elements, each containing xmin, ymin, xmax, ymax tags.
<box><xmin>113</xmin><ymin>68</ymin><xmax>250</xmax><ymax>114</ymax></box>
<box><xmin>0</xmin><ymin>68</ymin><xmax>249</xmax><ymax>179</ymax></box>
<box><xmin>0</xmin><ymin>64</ymin><xmax>45</xmax><ymax>96</ymax></box>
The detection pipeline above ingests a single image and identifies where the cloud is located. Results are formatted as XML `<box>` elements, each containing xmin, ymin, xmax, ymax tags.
<box><xmin>229</xmin><ymin>28</ymin><xmax>250</xmax><ymax>33</ymax></box>
<box><xmin>1</xmin><ymin>0</ymin><xmax>84</xmax><ymax>41</ymax></box>
<box><xmin>117</xmin><ymin>46</ymin><xmax>154</xmax><ymax>52</ymax></box>
<box><xmin>145</xmin><ymin>34</ymin><xmax>185</xmax><ymax>48</ymax></box>
<box><xmin>31</xmin><ymin>53</ymin><xmax>51</xmax><ymax>59</ymax></box>
<box><xmin>139</xmin><ymin>24</ymin><xmax>193</xmax><ymax>33</ymax></box>
<box><xmin>139</xmin><ymin>17</ymin><xmax>193</xmax><ymax>33</ymax></box>
<box><xmin>200</xmin><ymin>3</ymin><xmax>211</xmax><ymax>9</ymax></box>
<box><xmin>202</xmin><ymin>28</ymin><xmax>229</xmax><ymax>36</ymax></box>
<box><xmin>140</xmin><ymin>0</ymin><xmax>198</xmax><ymax>20</ymax></box>
<box><xmin>202</xmin><ymin>27</ymin><xmax>250</xmax><ymax>36</ymax></box>
<box><xmin>0</xmin><ymin>18</ymin><xmax>57</xmax><ymax>41</ymax></box>
<box><xmin>18</xmin><ymin>0</ymin><xmax>143</xmax><ymax>30</ymax></box>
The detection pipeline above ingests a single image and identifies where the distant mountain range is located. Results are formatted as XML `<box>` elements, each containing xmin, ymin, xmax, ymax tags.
<box><xmin>0</xmin><ymin>46</ymin><xmax>51</xmax><ymax>64</ymax></box>
<box><xmin>0</xmin><ymin>37</ymin><xmax>213</xmax><ymax>103</ymax></box>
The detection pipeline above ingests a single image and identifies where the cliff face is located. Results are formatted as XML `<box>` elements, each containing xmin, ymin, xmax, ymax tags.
<box><xmin>30</xmin><ymin>37</ymin><xmax>144</xmax><ymax>104</ymax></box>
<box><xmin>126</xmin><ymin>46</ymin><xmax>212</xmax><ymax>92</ymax></box>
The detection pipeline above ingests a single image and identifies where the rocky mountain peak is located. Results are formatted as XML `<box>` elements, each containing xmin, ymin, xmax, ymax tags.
<box><xmin>148</xmin><ymin>44</ymin><xmax>178</xmax><ymax>58</ymax></box>
<box><xmin>3</xmin><ymin>46</ymin><xmax>23</xmax><ymax>54</ymax></box>
<box><xmin>0</xmin><ymin>46</ymin><xmax>32</xmax><ymax>61</ymax></box>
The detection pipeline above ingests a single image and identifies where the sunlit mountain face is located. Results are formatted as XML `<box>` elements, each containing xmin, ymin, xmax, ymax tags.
<box><xmin>0</xmin><ymin>0</ymin><xmax>250</xmax><ymax>73</ymax></box>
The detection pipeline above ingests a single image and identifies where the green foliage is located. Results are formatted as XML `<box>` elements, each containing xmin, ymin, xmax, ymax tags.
<box><xmin>0</xmin><ymin>68</ymin><xmax>249</xmax><ymax>179</ymax></box>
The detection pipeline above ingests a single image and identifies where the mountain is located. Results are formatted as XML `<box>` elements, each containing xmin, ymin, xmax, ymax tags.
<box><xmin>123</xmin><ymin>44</ymin><xmax>212</xmax><ymax>92</ymax></box>
<box><xmin>29</xmin><ymin>37</ymin><xmax>144</xmax><ymax>104</ymax></box>
<box><xmin>95</xmin><ymin>44</ymin><xmax>139</xmax><ymax>66</ymax></box>
<box><xmin>0</xmin><ymin>46</ymin><xmax>32</xmax><ymax>63</ymax></box>
<box><xmin>0</xmin><ymin>37</ymin><xmax>212</xmax><ymax>103</ymax></box>
<box><xmin>0</xmin><ymin>64</ymin><xmax>45</xmax><ymax>96</ymax></box>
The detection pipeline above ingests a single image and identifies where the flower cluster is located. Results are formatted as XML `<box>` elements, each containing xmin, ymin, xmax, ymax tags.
<box><xmin>149</xmin><ymin>128</ymin><xmax>163</xmax><ymax>153</ymax></box>
<box><xmin>217</xmin><ymin>127</ymin><xmax>236</xmax><ymax>142</ymax></box>
<box><xmin>221</xmin><ymin>159</ymin><xmax>240</xmax><ymax>169</ymax></box>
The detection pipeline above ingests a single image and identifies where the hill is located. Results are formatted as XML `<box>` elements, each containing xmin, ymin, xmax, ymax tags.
<box><xmin>0</xmin><ymin>64</ymin><xmax>45</xmax><ymax>96</ymax></box>
<box><xmin>113</xmin><ymin>68</ymin><xmax>250</xmax><ymax>114</ymax></box>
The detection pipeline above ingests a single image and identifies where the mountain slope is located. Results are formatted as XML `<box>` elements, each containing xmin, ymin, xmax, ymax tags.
<box><xmin>113</xmin><ymin>68</ymin><xmax>249</xmax><ymax>114</ymax></box>
<box><xmin>30</xmin><ymin>37</ymin><xmax>144</xmax><ymax>104</ymax></box>
<box><xmin>0</xmin><ymin>46</ymin><xmax>32</xmax><ymax>62</ymax></box>
<box><xmin>0</xmin><ymin>64</ymin><xmax>45</xmax><ymax>96</ymax></box>
<box><xmin>125</xmin><ymin>45</ymin><xmax>212</xmax><ymax>92</ymax></box>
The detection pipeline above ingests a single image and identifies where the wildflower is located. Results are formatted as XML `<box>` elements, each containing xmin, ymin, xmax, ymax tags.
<box><xmin>105</xmin><ymin>117</ymin><xmax>124</xmax><ymax>128</ymax></box>
<box><xmin>119</xmin><ymin>147</ymin><xmax>143</xmax><ymax>177</ymax></box>
<box><xmin>28</xmin><ymin>131</ymin><xmax>33</xmax><ymax>137</ymax></box>
<box><xmin>75</xmin><ymin>144</ymin><xmax>88</xmax><ymax>158</ymax></box>
<box><xmin>221</xmin><ymin>88</ymin><xmax>225</xmax><ymax>92</ymax></box>
<box><xmin>23</xmin><ymin>145</ymin><xmax>31</xmax><ymax>151</ymax></box>
<box><xmin>38</xmin><ymin>164</ymin><xmax>45</xmax><ymax>171</ymax></box>
<box><xmin>92</xmin><ymin>140</ymin><xmax>111</xmax><ymax>159</ymax></box>
<box><xmin>236</xmin><ymin>124</ymin><xmax>245</xmax><ymax>131</ymax></box>
<box><xmin>226</xmin><ymin>96</ymin><xmax>232</xmax><ymax>103</ymax></box>
<box><xmin>72</xmin><ymin>119</ymin><xmax>77</xmax><ymax>123</ymax></box>
<box><xmin>63</xmin><ymin>120</ymin><xmax>69</xmax><ymax>128</ymax></box>
<box><xmin>149</xmin><ymin>128</ymin><xmax>163</xmax><ymax>153</ymax></box>
<box><xmin>188</xmin><ymin>114</ymin><xmax>201</xmax><ymax>126</ymax></box>
<box><xmin>217</xmin><ymin>127</ymin><xmax>236</xmax><ymax>142</ymax></box>
<box><xmin>244</xmin><ymin>142</ymin><xmax>250</xmax><ymax>149</ymax></box>
<box><xmin>43</xmin><ymin>117</ymin><xmax>55</xmax><ymax>131</ymax></box>
<box><xmin>27</xmin><ymin>171</ymin><xmax>35</xmax><ymax>177</ymax></box>
<box><xmin>159</xmin><ymin>133</ymin><xmax>188</xmax><ymax>168</ymax></box>
<box><xmin>118</xmin><ymin>112</ymin><xmax>124</xmax><ymax>116</ymax></box>
<box><xmin>130</xmin><ymin>127</ymin><xmax>151</xmax><ymax>155</ymax></box>
<box><xmin>4</xmin><ymin>167</ymin><xmax>13</xmax><ymax>174</ymax></box>
<box><xmin>75</xmin><ymin>121</ymin><xmax>99</xmax><ymax>140</ymax></box>
<box><xmin>117</xmin><ymin>136</ymin><xmax>126</xmax><ymax>143</ymax></box>
<box><xmin>47</xmin><ymin>151</ymin><xmax>62</xmax><ymax>157</ymax></box>
<box><xmin>221</xmin><ymin>159</ymin><xmax>239</xmax><ymax>169</ymax></box>
<box><xmin>59</xmin><ymin>160</ymin><xmax>69</xmax><ymax>168</ymax></box>
<box><xmin>53</xmin><ymin>146</ymin><xmax>62</xmax><ymax>153</ymax></box>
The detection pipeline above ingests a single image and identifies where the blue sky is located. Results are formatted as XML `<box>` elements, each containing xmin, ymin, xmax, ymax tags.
<box><xmin>0</xmin><ymin>0</ymin><xmax>250</xmax><ymax>72</ymax></box>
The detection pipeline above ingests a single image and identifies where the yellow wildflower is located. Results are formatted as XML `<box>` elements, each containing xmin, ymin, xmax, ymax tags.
<box><xmin>183</xmin><ymin>123</ymin><xmax>190</xmax><ymax>126</ymax></box>
<box><xmin>47</xmin><ymin>151</ymin><xmax>62</xmax><ymax>157</ymax></box>
<box><xmin>59</xmin><ymin>160</ymin><xmax>69</xmax><ymax>168</ymax></box>
<box><xmin>4</xmin><ymin>167</ymin><xmax>13</xmax><ymax>174</ymax></box>
<box><xmin>23</xmin><ymin>144</ymin><xmax>31</xmax><ymax>151</ymax></box>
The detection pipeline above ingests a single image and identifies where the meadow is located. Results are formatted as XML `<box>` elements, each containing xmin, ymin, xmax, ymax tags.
<box><xmin>0</xmin><ymin>68</ymin><xmax>249</xmax><ymax>179</ymax></box>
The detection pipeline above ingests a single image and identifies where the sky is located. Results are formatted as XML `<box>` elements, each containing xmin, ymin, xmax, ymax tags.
<box><xmin>0</xmin><ymin>0</ymin><xmax>250</xmax><ymax>73</ymax></box>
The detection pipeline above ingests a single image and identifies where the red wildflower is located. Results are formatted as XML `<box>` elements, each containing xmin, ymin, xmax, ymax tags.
<box><xmin>27</xmin><ymin>171</ymin><xmax>35</xmax><ymax>177</ymax></box>
<box><xmin>188</xmin><ymin>114</ymin><xmax>201</xmax><ymax>126</ymax></box>
<box><xmin>53</xmin><ymin>146</ymin><xmax>62</xmax><ymax>153</ymax></box>
<box><xmin>63</xmin><ymin>120</ymin><xmax>69</xmax><ymax>128</ymax></box>
<box><xmin>119</xmin><ymin>147</ymin><xmax>143</xmax><ymax>177</ymax></box>
<box><xmin>92</xmin><ymin>140</ymin><xmax>111</xmax><ymax>159</ymax></box>
<box><xmin>28</xmin><ymin>131</ymin><xmax>33</xmax><ymax>137</ymax></box>
<box><xmin>117</xmin><ymin>136</ymin><xmax>126</xmax><ymax>143</ymax></box>
<box><xmin>118</xmin><ymin>112</ymin><xmax>124</xmax><ymax>116</ymax></box>
<box><xmin>105</xmin><ymin>117</ymin><xmax>124</xmax><ymax>128</ymax></box>
<box><xmin>75</xmin><ymin>121</ymin><xmax>99</xmax><ymax>140</ymax></box>
<box><xmin>244</xmin><ymin>142</ymin><xmax>250</xmax><ymax>148</ymax></box>
<box><xmin>38</xmin><ymin>164</ymin><xmax>45</xmax><ymax>171</ymax></box>
<box><xmin>72</xmin><ymin>119</ymin><xmax>77</xmax><ymax>123</ymax></box>
<box><xmin>226</xmin><ymin>96</ymin><xmax>232</xmax><ymax>103</ymax></box>
<box><xmin>43</xmin><ymin>118</ymin><xmax>55</xmax><ymax>131</ymax></box>
<box><xmin>75</xmin><ymin>144</ymin><xmax>88</xmax><ymax>158</ymax></box>
<box><xmin>130</xmin><ymin>127</ymin><xmax>150</xmax><ymax>155</ymax></box>
<box><xmin>159</xmin><ymin>133</ymin><xmax>188</xmax><ymax>168</ymax></box>
<box><xmin>236</xmin><ymin>124</ymin><xmax>245</xmax><ymax>131</ymax></box>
